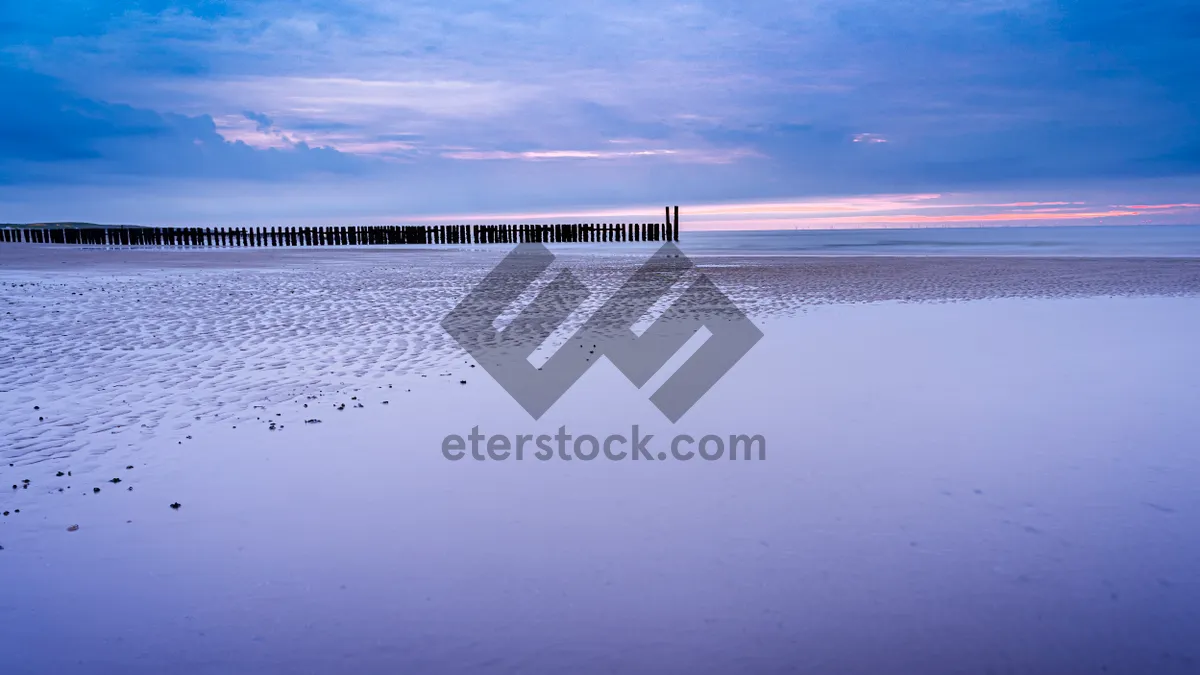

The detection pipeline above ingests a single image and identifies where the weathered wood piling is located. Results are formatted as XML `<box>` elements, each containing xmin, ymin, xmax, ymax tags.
<box><xmin>0</xmin><ymin>206</ymin><xmax>682</xmax><ymax>248</ymax></box>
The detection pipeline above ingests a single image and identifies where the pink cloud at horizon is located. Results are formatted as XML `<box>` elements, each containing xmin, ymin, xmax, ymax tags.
<box><xmin>358</xmin><ymin>195</ymin><xmax>1200</xmax><ymax>230</ymax></box>
<box><xmin>1120</xmin><ymin>203</ymin><xmax>1200</xmax><ymax>210</ymax></box>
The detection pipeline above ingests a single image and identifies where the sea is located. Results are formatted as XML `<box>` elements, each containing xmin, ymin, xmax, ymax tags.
<box><xmin>663</xmin><ymin>224</ymin><xmax>1200</xmax><ymax>257</ymax></box>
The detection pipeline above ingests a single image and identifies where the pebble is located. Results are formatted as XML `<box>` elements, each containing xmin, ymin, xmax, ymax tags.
<box><xmin>67</xmin><ymin>524</ymin><xmax>79</xmax><ymax>532</ymax></box>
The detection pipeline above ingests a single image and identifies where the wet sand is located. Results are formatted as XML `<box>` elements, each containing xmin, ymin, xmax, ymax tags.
<box><xmin>2</xmin><ymin>245</ymin><xmax>1200</xmax><ymax>674</ymax></box>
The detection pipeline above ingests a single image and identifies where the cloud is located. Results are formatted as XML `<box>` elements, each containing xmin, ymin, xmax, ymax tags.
<box><xmin>242</xmin><ymin>110</ymin><xmax>274</xmax><ymax>132</ymax></box>
<box><xmin>0</xmin><ymin>0</ymin><xmax>1198</xmax><ymax>220</ymax></box>
<box><xmin>0</xmin><ymin>64</ymin><xmax>368</xmax><ymax>184</ymax></box>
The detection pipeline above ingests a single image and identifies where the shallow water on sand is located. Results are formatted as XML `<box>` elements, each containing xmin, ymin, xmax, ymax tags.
<box><xmin>2</xmin><ymin>247</ymin><xmax>1200</xmax><ymax>674</ymax></box>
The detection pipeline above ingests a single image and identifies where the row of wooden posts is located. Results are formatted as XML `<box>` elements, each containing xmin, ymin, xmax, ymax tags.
<box><xmin>1</xmin><ymin>207</ymin><xmax>681</xmax><ymax>247</ymax></box>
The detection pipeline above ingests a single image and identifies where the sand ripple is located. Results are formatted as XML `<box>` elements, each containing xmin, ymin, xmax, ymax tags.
<box><xmin>2</xmin><ymin>246</ymin><xmax>1199</xmax><ymax>464</ymax></box>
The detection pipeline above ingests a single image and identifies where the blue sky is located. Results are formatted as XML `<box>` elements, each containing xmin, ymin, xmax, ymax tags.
<box><xmin>1</xmin><ymin>0</ymin><xmax>1198</xmax><ymax>228</ymax></box>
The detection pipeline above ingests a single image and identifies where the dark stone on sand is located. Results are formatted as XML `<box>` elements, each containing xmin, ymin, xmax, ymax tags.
<box><xmin>126</xmin><ymin>465</ymin><xmax>134</xmax><ymax>470</ymax></box>
<box><xmin>110</xmin><ymin>478</ymin><xmax>121</xmax><ymax>484</ymax></box>
<box><xmin>56</xmin><ymin>471</ymin><xmax>64</xmax><ymax>477</ymax></box>
<box><xmin>460</xmin><ymin>380</ymin><xmax>467</xmax><ymax>384</ymax></box>
<box><xmin>93</xmin><ymin>487</ymin><xmax>101</xmax><ymax>493</ymax></box>
<box><xmin>67</xmin><ymin>524</ymin><xmax>79</xmax><ymax>532</ymax></box>
<box><xmin>170</xmin><ymin>502</ymin><xmax>181</xmax><ymax>510</ymax></box>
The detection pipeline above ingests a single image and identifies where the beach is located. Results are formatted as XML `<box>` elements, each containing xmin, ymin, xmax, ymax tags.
<box><xmin>3</xmin><ymin>244</ymin><xmax>1200</xmax><ymax>674</ymax></box>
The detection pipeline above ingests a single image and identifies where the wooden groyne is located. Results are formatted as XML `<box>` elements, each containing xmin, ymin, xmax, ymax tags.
<box><xmin>1</xmin><ymin>206</ymin><xmax>681</xmax><ymax>247</ymax></box>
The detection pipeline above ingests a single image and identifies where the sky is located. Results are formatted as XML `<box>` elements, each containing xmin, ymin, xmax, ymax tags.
<box><xmin>1</xmin><ymin>0</ymin><xmax>1199</xmax><ymax>229</ymax></box>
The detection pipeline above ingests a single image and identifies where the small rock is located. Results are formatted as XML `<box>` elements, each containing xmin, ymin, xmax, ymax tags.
<box><xmin>66</xmin><ymin>524</ymin><xmax>79</xmax><ymax>532</ymax></box>
<box><xmin>109</xmin><ymin>478</ymin><xmax>121</xmax><ymax>484</ymax></box>
<box><xmin>56</xmin><ymin>471</ymin><xmax>65</xmax><ymax>477</ymax></box>
<box><xmin>126</xmin><ymin>465</ymin><xmax>134</xmax><ymax>470</ymax></box>
<box><xmin>170</xmin><ymin>502</ymin><xmax>181</xmax><ymax>510</ymax></box>
<box><xmin>93</xmin><ymin>487</ymin><xmax>101</xmax><ymax>493</ymax></box>
<box><xmin>460</xmin><ymin>380</ymin><xmax>467</xmax><ymax>385</ymax></box>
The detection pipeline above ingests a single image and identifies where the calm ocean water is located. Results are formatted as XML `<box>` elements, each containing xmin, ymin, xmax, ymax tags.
<box><xmin>661</xmin><ymin>224</ymin><xmax>1200</xmax><ymax>257</ymax></box>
